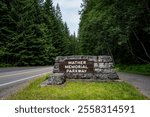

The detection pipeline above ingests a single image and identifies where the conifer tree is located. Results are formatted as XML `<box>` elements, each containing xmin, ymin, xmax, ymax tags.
<box><xmin>79</xmin><ymin>0</ymin><xmax>150</xmax><ymax>64</ymax></box>
<box><xmin>0</xmin><ymin>0</ymin><xmax>74</xmax><ymax>66</ymax></box>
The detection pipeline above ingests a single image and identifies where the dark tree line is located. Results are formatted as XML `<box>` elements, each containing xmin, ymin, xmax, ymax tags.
<box><xmin>0</xmin><ymin>0</ymin><xmax>78</xmax><ymax>66</ymax></box>
<box><xmin>78</xmin><ymin>0</ymin><xmax>150</xmax><ymax>64</ymax></box>
<box><xmin>1</xmin><ymin>0</ymin><xmax>149</xmax><ymax>66</ymax></box>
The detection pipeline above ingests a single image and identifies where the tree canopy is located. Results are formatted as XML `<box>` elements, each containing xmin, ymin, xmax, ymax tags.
<box><xmin>78</xmin><ymin>0</ymin><xmax>150</xmax><ymax>64</ymax></box>
<box><xmin>1</xmin><ymin>0</ymin><xmax>149</xmax><ymax>66</ymax></box>
<box><xmin>0</xmin><ymin>0</ymin><xmax>76</xmax><ymax>66</ymax></box>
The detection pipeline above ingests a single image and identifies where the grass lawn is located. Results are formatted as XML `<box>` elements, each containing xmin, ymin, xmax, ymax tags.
<box><xmin>7</xmin><ymin>75</ymin><xmax>147</xmax><ymax>100</ymax></box>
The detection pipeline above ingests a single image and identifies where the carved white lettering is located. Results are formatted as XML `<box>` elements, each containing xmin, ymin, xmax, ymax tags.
<box><xmin>64</xmin><ymin>65</ymin><xmax>88</xmax><ymax>69</ymax></box>
<box><xmin>66</xmin><ymin>69</ymin><xmax>87</xmax><ymax>73</ymax></box>
<box><xmin>67</xmin><ymin>61</ymin><xmax>86</xmax><ymax>65</ymax></box>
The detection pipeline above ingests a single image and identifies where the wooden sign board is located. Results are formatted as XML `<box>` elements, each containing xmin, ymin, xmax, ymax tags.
<box><xmin>59</xmin><ymin>59</ymin><xmax>94</xmax><ymax>73</ymax></box>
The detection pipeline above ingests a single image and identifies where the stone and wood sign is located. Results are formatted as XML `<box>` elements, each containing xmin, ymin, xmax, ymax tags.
<box><xmin>41</xmin><ymin>55</ymin><xmax>119</xmax><ymax>86</ymax></box>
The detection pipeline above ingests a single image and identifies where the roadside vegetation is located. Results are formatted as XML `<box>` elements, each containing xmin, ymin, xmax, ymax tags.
<box><xmin>7</xmin><ymin>75</ymin><xmax>147</xmax><ymax>100</ymax></box>
<box><xmin>79</xmin><ymin>0</ymin><xmax>150</xmax><ymax>65</ymax></box>
<box><xmin>0</xmin><ymin>64</ymin><xmax>13</xmax><ymax>68</ymax></box>
<box><xmin>116</xmin><ymin>64</ymin><xmax>150</xmax><ymax>75</ymax></box>
<box><xmin>1</xmin><ymin>0</ymin><xmax>150</xmax><ymax>68</ymax></box>
<box><xmin>0</xmin><ymin>0</ymin><xmax>78</xmax><ymax>67</ymax></box>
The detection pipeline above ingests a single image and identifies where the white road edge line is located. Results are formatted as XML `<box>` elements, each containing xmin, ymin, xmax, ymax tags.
<box><xmin>0</xmin><ymin>72</ymin><xmax>50</xmax><ymax>87</ymax></box>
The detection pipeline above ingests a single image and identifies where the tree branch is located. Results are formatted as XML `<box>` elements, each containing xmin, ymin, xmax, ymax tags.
<box><xmin>133</xmin><ymin>30</ymin><xmax>150</xmax><ymax>59</ymax></box>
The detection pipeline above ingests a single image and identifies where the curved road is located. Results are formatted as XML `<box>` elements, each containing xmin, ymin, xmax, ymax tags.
<box><xmin>118</xmin><ymin>72</ymin><xmax>150</xmax><ymax>98</ymax></box>
<box><xmin>0</xmin><ymin>67</ymin><xmax>149</xmax><ymax>99</ymax></box>
<box><xmin>0</xmin><ymin>67</ymin><xmax>53</xmax><ymax>99</ymax></box>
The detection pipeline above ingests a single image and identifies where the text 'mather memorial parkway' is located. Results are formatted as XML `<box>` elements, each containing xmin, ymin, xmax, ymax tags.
<box><xmin>41</xmin><ymin>56</ymin><xmax>119</xmax><ymax>86</ymax></box>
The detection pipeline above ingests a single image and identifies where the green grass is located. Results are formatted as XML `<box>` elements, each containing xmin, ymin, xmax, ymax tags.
<box><xmin>0</xmin><ymin>63</ymin><xmax>13</xmax><ymax>67</ymax></box>
<box><xmin>116</xmin><ymin>64</ymin><xmax>150</xmax><ymax>75</ymax></box>
<box><xmin>7</xmin><ymin>75</ymin><xmax>147</xmax><ymax>100</ymax></box>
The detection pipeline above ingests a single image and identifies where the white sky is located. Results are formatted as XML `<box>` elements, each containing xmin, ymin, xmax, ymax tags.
<box><xmin>53</xmin><ymin>0</ymin><xmax>83</xmax><ymax>35</ymax></box>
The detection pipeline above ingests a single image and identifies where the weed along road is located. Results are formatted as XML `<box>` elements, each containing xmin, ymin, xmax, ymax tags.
<box><xmin>0</xmin><ymin>67</ymin><xmax>53</xmax><ymax>99</ymax></box>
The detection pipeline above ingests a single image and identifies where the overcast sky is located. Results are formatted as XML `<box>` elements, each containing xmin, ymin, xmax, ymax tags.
<box><xmin>53</xmin><ymin>0</ymin><xmax>83</xmax><ymax>35</ymax></box>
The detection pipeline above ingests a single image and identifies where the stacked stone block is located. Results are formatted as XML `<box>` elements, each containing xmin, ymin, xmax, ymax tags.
<box><xmin>53</xmin><ymin>55</ymin><xmax>119</xmax><ymax>81</ymax></box>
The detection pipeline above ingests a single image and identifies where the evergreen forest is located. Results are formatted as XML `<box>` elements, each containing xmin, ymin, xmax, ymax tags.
<box><xmin>0</xmin><ymin>0</ymin><xmax>150</xmax><ymax>67</ymax></box>
<box><xmin>79</xmin><ymin>0</ymin><xmax>150</xmax><ymax>64</ymax></box>
<box><xmin>0</xmin><ymin>0</ymin><xmax>78</xmax><ymax>66</ymax></box>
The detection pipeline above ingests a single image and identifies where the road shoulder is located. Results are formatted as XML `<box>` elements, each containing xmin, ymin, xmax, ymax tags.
<box><xmin>117</xmin><ymin>72</ymin><xmax>150</xmax><ymax>99</ymax></box>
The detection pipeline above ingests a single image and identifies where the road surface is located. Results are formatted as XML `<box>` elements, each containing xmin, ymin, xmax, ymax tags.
<box><xmin>118</xmin><ymin>72</ymin><xmax>150</xmax><ymax>98</ymax></box>
<box><xmin>0</xmin><ymin>67</ymin><xmax>53</xmax><ymax>99</ymax></box>
<box><xmin>1</xmin><ymin>67</ymin><xmax>149</xmax><ymax>99</ymax></box>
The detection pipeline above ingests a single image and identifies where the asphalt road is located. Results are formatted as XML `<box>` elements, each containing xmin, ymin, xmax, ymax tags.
<box><xmin>0</xmin><ymin>67</ymin><xmax>149</xmax><ymax>99</ymax></box>
<box><xmin>0</xmin><ymin>67</ymin><xmax>53</xmax><ymax>99</ymax></box>
<box><xmin>118</xmin><ymin>72</ymin><xmax>150</xmax><ymax>98</ymax></box>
